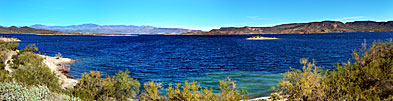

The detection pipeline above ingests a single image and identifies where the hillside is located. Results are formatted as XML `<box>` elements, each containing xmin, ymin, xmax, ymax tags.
<box><xmin>0</xmin><ymin>26</ymin><xmax>66</xmax><ymax>34</ymax></box>
<box><xmin>183</xmin><ymin>21</ymin><xmax>393</xmax><ymax>35</ymax></box>
<box><xmin>31</xmin><ymin>24</ymin><xmax>203</xmax><ymax>34</ymax></box>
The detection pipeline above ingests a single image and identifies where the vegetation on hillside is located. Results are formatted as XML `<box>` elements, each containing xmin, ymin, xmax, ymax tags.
<box><xmin>274</xmin><ymin>40</ymin><xmax>393</xmax><ymax>100</ymax></box>
<box><xmin>0</xmin><ymin>26</ymin><xmax>66</xmax><ymax>34</ymax></box>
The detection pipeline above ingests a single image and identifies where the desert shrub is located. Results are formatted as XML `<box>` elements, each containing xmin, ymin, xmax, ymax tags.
<box><xmin>275</xmin><ymin>40</ymin><xmax>393</xmax><ymax>100</ymax></box>
<box><xmin>0</xmin><ymin>41</ymin><xmax>19</xmax><ymax>69</ymax></box>
<box><xmin>139</xmin><ymin>81</ymin><xmax>165</xmax><ymax>100</ymax></box>
<box><xmin>166</xmin><ymin>81</ymin><xmax>217</xmax><ymax>101</ymax></box>
<box><xmin>50</xmin><ymin>93</ymin><xmax>82</xmax><ymax>101</ymax></box>
<box><xmin>72</xmin><ymin>70</ymin><xmax>140</xmax><ymax>100</ymax></box>
<box><xmin>139</xmin><ymin>77</ymin><xmax>248</xmax><ymax>101</ymax></box>
<box><xmin>0</xmin><ymin>82</ymin><xmax>38</xmax><ymax>100</ymax></box>
<box><xmin>0</xmin><ymin>82</ymin><xmax>80</xmax><ymax>100</ymax></box>
<box><xmin>11</xmin><ymin>52</ymin><xmax>62</xmax><ymax>92</ymax></box>
<box><xmin>0</xmin><ymin>69</ymin><xmax>11</xmax><ymax>82</ymax></box>
<box><xmin>111</xmin><ymin>70</ymin><xmax>140</xmax><ymax>99</ymax></box>
<box><xmin>30</xmin><ymin>85</ymin><xmax>52</xmax><ymax>100</ymax></box>
<box><xmin>274</xmin><ymin>58</ymin><xmax>327</xmax><ymax>100</ymax></box>
<box><xmin>19</xmin><ymin>44</ymin><xmax>38</xmax><ymax>53</ymax></box>
<box><xmin>0</xmin><ymin>41</ymin><xmax>19</xmax><ymax>51</ymax></box>
<box><xmin>0</xmin><ymin>51</ymin><xmax>6</xmax><ymax>69</ymax></box>
<box><xmin>72</xmin><ymin>71</ymin><xmax>101</xmax><ymax>100</ymax></box>
<box><xmin>11</xmin><ymin>51</ymin><xmax>44</xmax><ymax>69</ymax></box>
<box><xmin>218</xmin><ymin>77</ymin><xmax>249</xmax><ymax>101</ymax></box>
<box><xmin>323</xmin><ymin>41</ymin><xmax>393</xmax><ymax>100</ymax></box>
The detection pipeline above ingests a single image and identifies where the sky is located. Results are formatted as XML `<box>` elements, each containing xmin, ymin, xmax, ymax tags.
<box><xmin>0</xmin><ymin>0</ymin><xmax>392</xmax><ymax>31</ymax></box>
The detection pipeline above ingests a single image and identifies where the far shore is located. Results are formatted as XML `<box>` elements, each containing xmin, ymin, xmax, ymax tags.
<box><xmin>1</xmin><ymin>30</ymin><xmax>392</xmax><ymax>36</ymax></box>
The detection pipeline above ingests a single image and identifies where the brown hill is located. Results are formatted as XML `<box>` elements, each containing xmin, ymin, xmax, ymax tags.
<box><xmin>184</xmin><ymin>21</ymin><xmax>393</xmax><ymax>35</ymax></box>
<box><xmin>0</xmin><ymin>26</ymin><xmax>65</xmax><ymax>34</ymax></box>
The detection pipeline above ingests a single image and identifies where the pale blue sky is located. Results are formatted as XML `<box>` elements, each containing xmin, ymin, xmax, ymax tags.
<box><xmin>0</xmin><ymin>0</ymin><xmax>392</xmax><ymax>31</ymax></box>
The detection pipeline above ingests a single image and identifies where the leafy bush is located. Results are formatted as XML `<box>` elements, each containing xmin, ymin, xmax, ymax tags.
<box><xmin>275</xmin><ymin>40</ymin><xmax>393</xmax><ymax>100</ymax></box>
<box><xmin>218</xmin><ymin>77</ymin><xmax>249</xmax><ymax>101</ymax></box>
<box><xmin>166</xmin><ymin>81</ymin><xmax>217</xmax><ymax>100</ymax></box>
<box><xmin>72</xmin><ymin>71</ymin><xmax>101</xmax><ymax>100</ymax></box>
<box><xmin>11</xmin><ymin>51</ymin><xmax>44</xmax><ymax>69</ymax></box>
<box><xmin>0</xmin><ymin>69</ymin><xmax>11</xmax><ymax>82</ymax></box>
<box><xmin>72</xmin><ymin>70</ymin><xmax>140</xmax><ymax>100</ymax></box>
<box><xmin>111</xmin><ymin>70</ymin><xmax>140</xmax><ymax>99</ymax></box>
<box><xmin>30</xmin><ymin>85</ymin><xmax>52</xmax><ymax>100</ymax></box>
<box><xmin>19</xmin><ymin>44</ymin><xmax>38</xmax><ymax>53</ymax></box>
<box><xmin>50</xmin><ymin>93</ymin><xmax>82</xmax><ymax>101</ymax></box>
<box><xmin>0</xmin><ymin>41</ymin><xmax>19</xmax><ymax>69</ymax></box>
<box><xmin>274</xmin><ymin>58</ymin><xmax>327</xmax><ymax>100</ymax></box>
<box><xmin>0</xmin><ymin>41</ymin><xmax>19</xmax><ymax>51</ymax></box>
<box><xmin>0</xmin><ymin>82</ymin><xmax>81</xmax><ymax>101</ymax></box>
<box><xmin>0</xmin><ymin>82</ymin><xmax>38</xmax><ymax>100</ymax></box>
<box><xmin>139</xmin><ymin>77</ymin><xmax>248</xmax><ymax>101</ymax></box>
<box><xmin>139</xmin><ymin>81</ymin><xmax>165</xmax><ymax>100</ymax></box>
<box><xmin>11</xmin><ymin>52</ymin><xmax>62</xmax><ymax>92</ymax></box>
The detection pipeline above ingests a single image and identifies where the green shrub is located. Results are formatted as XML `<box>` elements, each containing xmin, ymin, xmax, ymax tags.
<box><xmin>218</xmin><ymin>77</ymin><xmax>249</xmax><ymax>101</ymax></box>
<box><xmin>111</xmin><ymin>70</ymin><xmax>140</xmax><ymax>99</ymax></box>
<box><xmin>11</xmin><ymin>52</ymin><xmax>62</xmax><ymax>92</ymax></box>
<box><xmin>139</xmin><ymin>81</ymin><xmax>165</xmax><ymax>100</ymax></box>
<box><xmin>0</xmin><ymin>69</ymin><xmax>11</xmax><ymax>82</ymax></box>
<box><xmin>72</xmin><ymin>70</ymin><xmax>140</xmax><ymax>100</ymax></box>
<box><xmin>274</xmin><ymin>58</ymin><xmax>327</xmax><ymax>100</ymax></box>
<box><xmin>0</xmin><ymin>82</ymin><xmax>81</xmax><ymax>101</ymax></box>
<box><xmin>166</xmin><ymin>81</ymin><xmax>217</xmax><ymax>101</ymax></box>
<box><xmin>275</xmin><ymin>40</ymin><xmax>393</xmax><ymax>100</ymax></box>
<box><xmin>30</xmin><ymin>85</ymin><xmax>52</xmax><ymax>100</ymax></box>
<box><xmin>11</xmin><ymin>52</ymin><xmax>44</xmax><ymax>69</ymax></box>
<box><xmin>72</xmin><ymin>71</ymin><xmax>101</xmax><ymax>100</ymax></box>
<box><xmin>0</xmin><ymin>82</ymin><xmax>38</xmax><ymax>100</ymax></box>
<box><xmin>50</xmin><ymin>93</ymin><xmax>82</xmax><ymax>101</ymax></box>
<box><xmin>0</xmin><ymin>41</ymin><xmax>19</xmax><ymax>51</ymax></box>
<box><xmin>19</xmin><ymin>44</ymin><xmax>38</xmax><ymax>53</ymax></box>
<box><xmin>139</xmin><ymin>77</ymin><xmax>248</xmax><ymax>101</ymax></box>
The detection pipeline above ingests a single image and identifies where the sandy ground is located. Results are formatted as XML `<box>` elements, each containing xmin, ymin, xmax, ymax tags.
<box><xmin>0</xmin><ymin>37</ymin><xmax>21</xmax><ymax>42</ymax></box>
<box><xmin>39</xmin><ymin>54</ymin><xmax>78</xmax><ymax>88</ymax></box>
<box><xmin>3</xmin><ymin>50</ymin><xmax>17</xmax><ymax>72</ymax></box>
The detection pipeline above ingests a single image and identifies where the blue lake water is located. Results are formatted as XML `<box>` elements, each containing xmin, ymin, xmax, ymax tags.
<box><xmin>1</xmin><ymin>32</ymin><xmax>392</xmax><ymax>97</ymax></box>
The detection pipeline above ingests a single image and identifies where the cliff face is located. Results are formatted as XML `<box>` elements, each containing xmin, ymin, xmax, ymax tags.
<box><xmin>195</xmin><ymin>21</ymin><xmax>393</xmax><ymax>35</ymax></box>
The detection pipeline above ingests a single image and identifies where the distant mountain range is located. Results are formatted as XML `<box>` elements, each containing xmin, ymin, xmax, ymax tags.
<box><xmin>0</xmin><ymin>26</ymin><xmax>65</xmax><ymax>34</ymax></box>
<box><xmin>30</xmin><ymin>24</ymin><xmax>202</xmax><ymax>34</ymax></box>
<box><xmin>2</xmin><ymin>20</ymin><xmax>393</xmax><ymax>35</ymax></box>
<box><xmin>184</xmin><ymin>21</ymin><xmax>393</xmax><ymax>35</ymax></box>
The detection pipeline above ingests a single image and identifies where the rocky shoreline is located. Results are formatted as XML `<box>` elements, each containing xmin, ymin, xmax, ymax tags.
<box><xmin>1</xmin><ymin>37</ymin><xmax>78</xmax><ymax>89</ymax></box>
<box><xmin>39</xmin><ymin>54</ymin><xmax>77</xmax><ymax>88</ymax></box>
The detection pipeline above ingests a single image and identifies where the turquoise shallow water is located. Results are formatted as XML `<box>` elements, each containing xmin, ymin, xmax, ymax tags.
<box><xmin>1</xmin><ymin>31</ymin><xmax>392</xmax><ymax>96</ymax></box>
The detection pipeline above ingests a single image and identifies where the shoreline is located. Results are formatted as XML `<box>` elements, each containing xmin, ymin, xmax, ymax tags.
<box><xmin>39</xmin><ymin>54</ymin><xmax>78</xmax><ymax>88</ymax></box>
<box><xmin>1</xmin><ymin>30</ymin><xmax>392</xmax><ymax>36</ymax></box>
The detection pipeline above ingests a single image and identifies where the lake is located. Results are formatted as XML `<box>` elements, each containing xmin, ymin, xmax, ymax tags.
<box><xmin>1</xmin><ymin>31</ymin><xmax>392</xmax><ymax>97</ymax></box>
